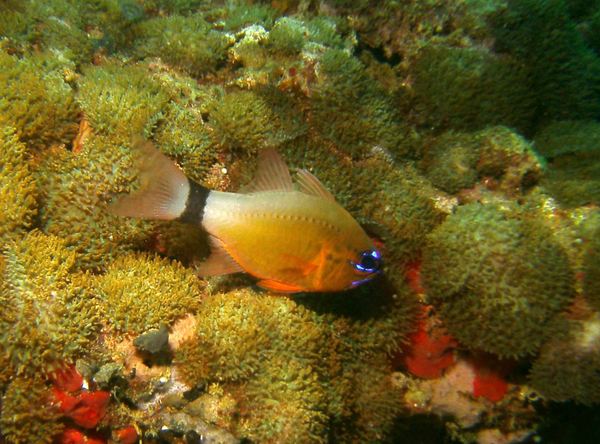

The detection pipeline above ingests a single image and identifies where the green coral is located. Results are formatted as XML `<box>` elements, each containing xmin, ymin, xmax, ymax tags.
<box><xmin>421</xmin><ymin>201</ymin><xmax>574</xmax><ymax>358</ymax></box>
<box><xmin>529</xmin><ymin>314</ymin><xmax>600</xmax><ymax>405</ymax></box>
<box><xmin>0</xmin><ymin>125</ymin><xmax>37</xmax><ymax>244</ymax></box>
<box><xmin>310</xmin><ymin>48</ymin><xmax>410</xmax><ymax>159</ymax></box>
<box><xmin>176</xmin><ymin>283</ymin><xmax>416</xmax><ymax>442</ymax></box>
<box><xmin>76</xmin><ymin>61</ymin><xmax>170</xmax><ymax>142</ymax></box>
<box><xmin>268</xmin><ymin>17</ymin><xmax>307</xmax><ymax>54</ymax></box>
<box><xmin>0</xmin><ymin>376</ymin><xmax>64</xmax><ymax>444</ymax></box>
<box><xmin>132</xmin><ymin>14</ymin><xmax>233</xmax><ymax>77</ymax></box>
<box><xmin>0</xmin><ymin>48</ymin><xmax>79</xmax><ymax>149</ymax></box>
<box><xmin>423</xmin><ymin>126</ymin><xmax>542</xmax><ymax>194</ymax></box>
<box><xmin>35</xmin><ymin>135</ymin><xmax>151</xmax><ymax>270</ymax></box>
<box><xmin>534</xmin><ymin>120</ymin><xmax>600</xmax><ymax>207</ymax></box>
<box><xmin>491</xmin><ymin>0</ymin><xmax>600</xmax><ymax>126</ymax></box>
<box><xmin>95</xmin><ymin>252</ymin><xmax>202</xmax><ymax>335</ymax></box>
<box><xmin>0</xmin><ymin>231</ymin><xmax>101</xmax><ymax>377</ymax></box>
<box><xmin>207</xmin><ymin>88</ymin><xmax>280</xmax><ymax>155</ymax></box>
<box><xmin>583</xmin><ymin>217</ymin><xmax>600</xmax><ymax>311</ymax></box>
<box><xmin>411</xmin><ymin>43</ymin><xmax>535</xmax><ymax>133</ymax></box>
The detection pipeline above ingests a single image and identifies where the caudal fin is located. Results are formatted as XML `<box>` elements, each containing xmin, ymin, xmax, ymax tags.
<box><xmin>109</xmin><ymin>138</ymin><xmax>191</xmax><ymax>220</ymax></box>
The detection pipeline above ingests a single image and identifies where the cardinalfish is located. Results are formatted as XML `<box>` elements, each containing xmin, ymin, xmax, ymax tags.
<box><xmin>110</xmin><ymin>140</ymin><xmax>382</xmax><ymax>293</ymax></box>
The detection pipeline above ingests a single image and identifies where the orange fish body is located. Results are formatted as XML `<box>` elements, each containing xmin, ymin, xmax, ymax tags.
<box><xmin>110</xmin><ymin>140</ymin><xmax>381</xmax><ymax>293</ymax></box>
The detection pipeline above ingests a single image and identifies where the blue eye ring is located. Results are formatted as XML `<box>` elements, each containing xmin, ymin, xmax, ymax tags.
<box><xmin>351</xmin><ymin>250</ymin><xmax>382</xmax><ymax>274</ymax></box>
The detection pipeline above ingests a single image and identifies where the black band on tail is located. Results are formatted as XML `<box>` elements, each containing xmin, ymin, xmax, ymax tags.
<box><xmin>177</xmin><ymin>180</ymin><xmax>210</xmax><ymax>224</ymax></box>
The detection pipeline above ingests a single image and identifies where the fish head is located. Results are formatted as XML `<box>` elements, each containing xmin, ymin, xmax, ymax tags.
<box><xmin>319</xmin><ymin>236</ymin><xmax>383</xmax><ymax>291</ymax></box>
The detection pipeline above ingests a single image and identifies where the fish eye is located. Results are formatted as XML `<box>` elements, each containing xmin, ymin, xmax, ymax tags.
<box><xmin>352</xmin><ymin>250</ymin><xmax>382</xmax><ymax>274</ymax></box>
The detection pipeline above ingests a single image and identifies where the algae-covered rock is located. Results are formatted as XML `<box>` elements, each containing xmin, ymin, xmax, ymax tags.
<box><xmin>491</xmin><ymin>0</ymin><xmax>600</xmax><ymax>126</ymax></box>
<box><xmin>0</xmin><ymin>125</ymin><xmax>37</xmax><ymax>244</ymax></box>
<box><xmin>421</xmin><ymin>201</ymin><xmax>574</xmax><ymax>358</ymax></box>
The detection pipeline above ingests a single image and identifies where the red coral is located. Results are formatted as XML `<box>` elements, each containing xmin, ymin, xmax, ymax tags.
<box><xmin>403</xmin><ymin>327</ymin><xmax>457</xmax><ymax>378</ymax></box>
<box><xmin>405</xmin><ymin>260</ymin><xmax>425</xmax><ymax>295</ymax></box>
<box><xmin>50</xmin><ymin>365</ymin><xmax>83</xmax><ymax>393</ymax></box>
<box><xmin>113</xmin><ymin>425</ymin><xmax>139</xmax><ymax>444</ymax></box>
<box><xmin>50</xmin><ymin>366</ymin><xmax>111</xmax><ymax>428</ymax></box>
<box><xmin>56</xmin><ymin>428</ymin><xmax>106</xmax><ymax>444</ymax></box>
<box><xmin>470</xmin><ymin>353</ymin><xmax>512</xmax><ymax>403</ymax></box>
<box><xmin>473</xmin><ymin>370</ymin><xmax>508</xmax><ymax>403</ymax></box>
<box><xmin>67</xmin><ymin>391</ymin><xmax>111</xmax><ymax>428</ymax></box>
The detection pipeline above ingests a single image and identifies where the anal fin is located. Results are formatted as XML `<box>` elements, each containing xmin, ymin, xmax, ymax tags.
<box><xmin>256</xmin><ymin>279</ymin><xmax>304</xmax><ymax>293</ymax></box>
<box><xmin>196</xmin><ymin>236</ymin><xmax>244</xmax><ymax>276</ymax></box>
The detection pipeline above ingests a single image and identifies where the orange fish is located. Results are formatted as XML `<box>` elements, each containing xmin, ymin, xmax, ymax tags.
<box><xmin>110</xmin><ymin>140</ymin><xmax>382</xmax><ymax>293</ymax></box>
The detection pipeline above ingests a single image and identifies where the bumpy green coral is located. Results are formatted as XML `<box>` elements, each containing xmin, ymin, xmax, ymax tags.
<box><xmin>411</xmin><ymin>43</ymin><xmax>535</xmax><ymax>133</ymax></box>
<box><xmin>0</xmin><ymin>125</ymin><xmax>37</xmax><ymax>244</ymax></box>
<box><xmin>176</xmin><ymin>282</ymin><xmax>416</xmax><ymax>442</ymax></box>
<box><xmin>207</xmin><ymin>88</ymin><xmax>279</xmax><ymax>155</ymax></box>
<box><xmin>96</xmin><ymin>252</ymin><xmax>202</xmax><ymax>335</ymax></box>
<box><xmin>491</xmin><ymin>0</ymin><xmax>600</xmax><ymax>126</ymax></box>
<box><xmin>132</xmin><ymin>14</ymin><xmax>233</xmax><ymax>77</ymax></box>
<box><xmin>76</xmin><ymin>61</ymin><xmax>170</xmax><ymax>142</ymax></box>
<box><xmin>534</xmin><ymin>120</ymin><xmax>600</xmax><ymax>207</ymax></box>
<box><xmin>424</xmin><ymin>126</ymin><xmax>542</xmax><ymax>194</ymax></box>
<box><xmin>583</xmin><ymin>218</ymin><xmax>600</xmax><ymax>311</ymax></box>
<box><xmin>310</xmin><ymin>49</ymin><xmax>410</xmax><ymax>159</ymax></box>
<box><xmin>421</xmin><ymin>201</ymin><xmax>574</xmax><ymax>358</ymax></box>
<box><xmin>0</xmin><ymin>376</ymin><xmax>64</xmax><ymax>444</ymax></box>
<box><xmin>0</xmin><ymin>231</ymin><xmax>101</xmax><ymax>377</ymax></box>
<box><xmin>268</xmin><ymin>17</ymin><xmax>307</xmax><ymax>54</ymax></box>
<box><xmin>529</xmin><ymin>314</ymin><xmax>600</xmax><ymax>405</ymax></box>
<box><xmin>35</xmin><ymin>135</ymin><xmax>152</xmax><ymax>270</ymax></box>
<box><xmin>0</xmin><ymin>49</ymin><xmax>79</xmax><ymax>149</ymax></box>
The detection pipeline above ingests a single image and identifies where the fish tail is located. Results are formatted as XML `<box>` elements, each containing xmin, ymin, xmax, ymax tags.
<box><xmin>109</xmin><ymin>138</ymin><xmax>209</xmax><ymax>223</ymax></box>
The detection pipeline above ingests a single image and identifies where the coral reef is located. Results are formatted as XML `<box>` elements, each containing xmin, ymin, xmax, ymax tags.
<box><xmin>529</xmin><ymin>314</ymin><xmax>600</xmax><ymax>405</ymax></box>
<box><xmin>0</xmin><ymin>125</ymin><xmax>37</xmax><ymax>244</ymax></box>
<box><xmin>421</xmin><ymin>201</ymin><xmax>574</xmax><ymax>358</ymax></box>
<box><xmin>95</xmin><ymin>252</ymin><xmax>202</xmax><ymax>334</ymax></box>
<box><xmin>0</xmin><ymin>376</ymin><xmax>64</xmax><ymax>444</ymax></box>
<box><xmin>1</xmin><ymin>0</ymin><xmax>599</xmax><ymax>442</ymax></box>
<box><xmin>0</xmin><ymin>47</ymin><xmax>79</xmax><ymax>149</ymax></box>
<box><xmin>0</xmin><ymin>231</ymin><xmax>102</xmax><ymax>378</ymax></box>
<box><xmin>534</xmin><ymin>120</ymin><xmax>600</xmax><ymax>207</ymax></box>
<box><xmin>176</xmin><ymin>283</ymin><xmax>417</xmax><ymax>443</ymax></box>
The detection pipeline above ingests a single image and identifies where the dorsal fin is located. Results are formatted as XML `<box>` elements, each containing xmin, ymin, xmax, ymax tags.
<box><xmin>244</xmin><ymin>148</ymin><xmax>294</xmax><ymax>193</ymax></box>
<box><xmin>295</xmin><ymin>169</ymin><xmax>336</xmax><ymax>201</ymax></box>
<box><xmin>196</xmin><ymin>235</ymin><xmax>244</xmax><ymax>276</ymax></box>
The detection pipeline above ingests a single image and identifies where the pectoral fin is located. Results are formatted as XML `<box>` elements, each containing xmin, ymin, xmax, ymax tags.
<box><xmin>256</xmin><ymin>279</ymin><xmax>304</xmax><ymax>293</ymax></box>
<box><xmin>196</xmin><ymin>236</ymin><xmax>244</xmax><ymax>276</ymax></box>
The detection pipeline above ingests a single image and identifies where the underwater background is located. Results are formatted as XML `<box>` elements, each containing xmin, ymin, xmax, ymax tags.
<box><xmin>0</xmin><ymin>0</ymin><xmax>599</xmax><ymax>442</ymax></box>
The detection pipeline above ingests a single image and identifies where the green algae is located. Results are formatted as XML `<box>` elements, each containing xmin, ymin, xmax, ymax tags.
<box><xmin>421</xmin><ymin>201</ymin><xmax>575</xmax><ymax>358</ymax></box>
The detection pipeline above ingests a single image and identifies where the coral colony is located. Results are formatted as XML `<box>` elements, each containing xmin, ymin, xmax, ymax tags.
<box><xmin>0</xmin><ymin>1</ymin><xmax>599</xmax><ymax>443</ymax></box>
